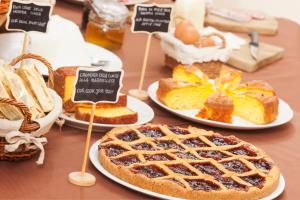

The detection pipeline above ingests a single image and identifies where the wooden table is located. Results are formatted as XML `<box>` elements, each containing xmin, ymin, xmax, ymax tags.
<box><xmin>1</xmin><ymin>1</ymin><xmax>300</xmax><ymax>199</ymax></box>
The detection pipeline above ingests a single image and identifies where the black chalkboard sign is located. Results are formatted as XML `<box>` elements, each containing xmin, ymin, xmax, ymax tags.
<box><xmin>132</xmin><ymin>4</ymin><xmax>173</xmax><ymax>34</ymax></box>
<box><xmin>72</xmin><ymin>67</ymin><xmax>124</xmax><ymax>104</ymax></box>
<box><xmin>6</xmin><ymin>0</ymin><xmax>52</xmax><ymax>33</ymax></box>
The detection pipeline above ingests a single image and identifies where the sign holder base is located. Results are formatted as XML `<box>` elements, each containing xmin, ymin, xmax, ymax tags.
<box><xmin>128</xmin><ymin>89</ymin><xmax>149</xmax><ymax>101</ymax></box>
<box><xmin>68</xmin><ymin>172</ymin><xmax>96</xmax><ymax>187</ymax></box>
<box><xmin>68</xmin><ymin>103</ymin><xmax>97</xmax><ymax>187</ymax></box>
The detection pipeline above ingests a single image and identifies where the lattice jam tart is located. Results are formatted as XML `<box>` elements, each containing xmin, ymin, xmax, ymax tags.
<box><xmin>99</xmin><ymin>124</ymin><xmax>280</xmax><ymax>200</ymax></box>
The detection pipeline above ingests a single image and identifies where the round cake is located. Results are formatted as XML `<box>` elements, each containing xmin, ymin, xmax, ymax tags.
<box><xmin>99</xmin><ymin>124</ymin><xmax>280</xmax><ymax>200</ymax></box>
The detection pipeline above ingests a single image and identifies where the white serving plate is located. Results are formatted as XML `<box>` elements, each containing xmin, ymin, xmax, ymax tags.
<box><xmin>59</xmin><ymin>96</ymin><xmax>154</xmax><ymax>132</ymax></box>
<box><xmin>89</xmin><ymin>140</ymin><xmax>285</xmax><ymax>200</ymax></box>
<box><xmin>148</xmin><ymin>81</ymin><xmax>294</xmax><ymax>130</ymax></box>
<box><xmin>0</xmin><ymin>32</ymin><xmax>122</xmax><ymax>75</ymax></box>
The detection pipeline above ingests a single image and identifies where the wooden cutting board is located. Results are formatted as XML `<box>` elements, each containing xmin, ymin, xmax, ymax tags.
<box><xmin>205</xmin><ymin>14</ymin><xmax>278</xmax><ymax>36</ymax></box>
<box><xmin>227</xmin><ymin>42</ymin><xmax>284</xmax><ymax>72</ymax></box>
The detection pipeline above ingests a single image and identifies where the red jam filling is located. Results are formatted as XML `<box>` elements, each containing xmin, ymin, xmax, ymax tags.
<box><xmin>207</xmin><ymin>135</ymin><xmax>239</xmax><ymax>146</ymax></box>
<box><xmin>155</xmin><ymin>140</ymin><xmax>185</xmax><ymax>151</ymax></box>
<box><xmin>240</xmin><ymin>174</ymin><xmax>265</xmax><ymax>189</ymax></box>
<box><xmin>182</xmin><ymin>137</ymin><xmax>209</xmax><ymax>148</ymax></box>
<box><xmin>167</xmin><ymin>164</ymin><xmax>197</xmax><ymax>176</ymax></box>
<box><xmin>131</xmin><ymin>142</ymin><xmax>156</xmax><ymax>151</ymax></box>
<box><xmin>249</xmin><ymin>159</ymin><xmax>272</xmax><ymax>171</ymax></box>
<box><xmin>191</xmin><ymin>162</ymin><xmax>224</xmax><ymax>177</ymax></box>
<box><xmin>222</xmin><ymin>160</ymin><xmax>250</xmax><ymax>174</ymax></box>
<box><xmin>116</xmin><ymin>131</ymin><xmax>139</xmax><ymax>142</ymax></box>
<box><xmin>174</xmin><ymin>152</ymin><xmax>198</xmax><ymax>160</ymax></box>
<box><xmin>138</xmin><ymin>127</ymin><xmax>165</xmax><ymax>138</ymax></box>
<box><xmin>144</xmin><ymin>153</ymin><xmax>174</xmax><ymax>161</ymax></box>
<box><xmin>197</xmin><ymin>150</ymin><xmax>229</xmax><ymax>160</ymax></box>
<box><xmin>165</xmin><ymin>178</ymin><xmax>186</xmax><ymax>188</ymax></box>
<box><xmin>228</xmin><ymin>146</ymin><xmax>257</xmax><ymax>157</ymax></box>
<box><xmin>111</xmin><ymin>155</ymin><xmax>140</xmax><ymax>166</ymax></box>
<box><xmin>215</xmin><ymin>177</ymin><xmax>248</xmax><ymax>191</ymax></box>
<box><xmin>185</xmin><ymin>179</ymin><xmax>220</xmax><ymax>191</ymax></box>
<box><xmin>103</xmin><ymin>144</ymin><xmax>128</xmax><ymax>157</ymax></box>
<box><xmin>168</xmin><ymin>126</ymin><xmax>190</xmax><ymax>135</ymax></box>
<box><xmin>131</xmin><ymin>165</ymin><xmax>167</xmax><ymax>178</ymax></box>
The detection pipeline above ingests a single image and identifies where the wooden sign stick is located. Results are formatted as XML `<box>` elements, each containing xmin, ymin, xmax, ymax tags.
<box><xmin>81</xmin><ymin>103</ymin><xmax>96</xmax><ymax>175</ymax></box>
<box><xmin>138</xmin><ymin>34</ymin><xmax>152</xmax><ymax>90</ymax></box>
<box><xmin>68</xmin><ymin>103</ymin><xmax>96</xmax><ymax>187</ymax></box>
<box><xmin>129</xmin><ymin>4</ymin><xmax>173</xmax><ymax>101</ymax></box>
<box><xmin>129</xmin><ymin>34</ymin><xmax>152</xmax><ymax>101</ymax></box>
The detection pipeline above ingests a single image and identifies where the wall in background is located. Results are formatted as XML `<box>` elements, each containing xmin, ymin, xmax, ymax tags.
<box><xmin>213</xmin><ymin>0</ymin><xmax>300</xmax><ymax>24</ymax></box>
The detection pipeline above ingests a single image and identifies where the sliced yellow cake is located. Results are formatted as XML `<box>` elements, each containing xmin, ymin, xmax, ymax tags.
<box><xmin>157</xmin><ymin>78</ymin><xmax>214</xmax><ymax>110</ymax></box>
<box><xmin>172</xmin><ymin>64</ymin><xmax>209</xmax><ymax>85</ymax></box>
<box><xmin>215</xmin><ymin>67</ymin><xmax>242</xmax><ymax>92</ymax></box>
<box><xmin>229</xmin><ymin>80</ymin><xmax>278</xmax><ymax>124</ymax></box>
<box><xmin>75</xmin><ymin>106</ymin><xmax>138</xmax><ymax>124</ymax></box>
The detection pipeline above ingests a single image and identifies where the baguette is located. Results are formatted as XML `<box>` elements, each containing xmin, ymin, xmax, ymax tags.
<box><xmin>17</xmin><ymin>64</ymin><xmax>54</xmax><ymax>112</ymax></box>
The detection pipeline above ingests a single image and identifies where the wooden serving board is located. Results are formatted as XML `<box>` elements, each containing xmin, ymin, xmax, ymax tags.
<box><xmin>227</xmin><ymin>42</ymin><xmax>284</xmax><ymax>72</ymax></box>
<box><xmin>205</xmin><ymin>14</ymin><xmax>278</xmax><ymax>36</ymax></box>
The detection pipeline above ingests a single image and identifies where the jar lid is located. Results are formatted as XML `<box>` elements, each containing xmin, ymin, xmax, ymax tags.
<box><xmin>91</xmin><ymin>0</ymin><xmax>129</xmax><ymax>23</ymax></box>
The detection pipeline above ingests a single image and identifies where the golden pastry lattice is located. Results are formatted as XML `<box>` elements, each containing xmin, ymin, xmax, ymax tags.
<box><xmin>99</xmin><ymin>124</ymin><xmax>279</xmax><ymax>194</ymax></box>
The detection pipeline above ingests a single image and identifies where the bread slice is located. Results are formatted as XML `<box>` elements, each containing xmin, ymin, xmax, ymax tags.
<box><xmin>157</xmin><ymin>78</ymin><xmax>214</xmax><ymax>110</ymax></box>
<box><xmin>0</xmin><ymin>78</ymin><xmax>24</xmax><ymax>120</ymax></box>
<box><xmin>0</xmin><ymin>67</ymin><xmax>44</xmax><ymax>119</ymax></box>
<box><xmin>17</xmin><ymin>64</ymin><xmax>54</xmax><ymax>113</ymax></box>
<box><xmin>75</xmin><ymin>106</ymin><xmax>138</xmax><ymax>124</ymax></box>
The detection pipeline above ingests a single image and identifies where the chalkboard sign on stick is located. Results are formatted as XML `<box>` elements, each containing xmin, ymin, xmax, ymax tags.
<box><xmin>129</xmin><ymin>4</ymin><xmax>173</xmax><ymax>101</ymax></box>
<box><xmin>72</xmin><ymin>67</ymin><xmax>124</xmax><ymax>104</ymax></box>
<box><xmin>132</xmin><ymin>4</ymin><xmax>173</xmax><ymax>34</ymax></box>
<box><xmin>68</xmin><ymin>66</ymin><xmax>124</xmax><ymax>187</ymax></box>
<box><xmin>6</xmin><ymin>0</ymin><xmax>53</xmax><ymax>33</ymax></box>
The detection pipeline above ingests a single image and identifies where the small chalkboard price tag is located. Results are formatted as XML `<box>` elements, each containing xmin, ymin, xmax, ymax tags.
<box><xmin>132</xmin><ymin>4</ymin><xmax>173</xmax><ymax>34</ymax></box>
<box><xmin>73</xmin><ymin>67</ymin><xmax>124</xmax><ymax>104</ymax></box>
<box><xmin>69</xmin><ymin>66</ymin><xmax>124</xmax><ymax>187</ymax></box>
<box><xmin>129</xmin><ymin>4</ymin><xmax>173</xmax><ymax>101</ymax></box>
<box><xmin>6</xmin><ymin>0</ymin><xmax>53</xmax><ymax>33</ymax></box>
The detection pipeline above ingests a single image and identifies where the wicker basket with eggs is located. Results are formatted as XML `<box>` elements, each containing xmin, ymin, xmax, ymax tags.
<box><xmin>160</xmin><ymin>19</ymin><xmax>230</xmax><ymax>79</ymax></box>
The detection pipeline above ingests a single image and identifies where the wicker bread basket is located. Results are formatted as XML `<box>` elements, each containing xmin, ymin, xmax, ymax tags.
<box><xmin>0</xmin><ymin>53</ymin><xmax>62</xmax><ymax>162</ymax></box>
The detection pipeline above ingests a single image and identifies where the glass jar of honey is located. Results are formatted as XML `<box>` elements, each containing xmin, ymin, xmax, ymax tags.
<box><xmin>85</xmin><ymin>0</ymin><xmax>128</xmax><ymax>50</ymax></box>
